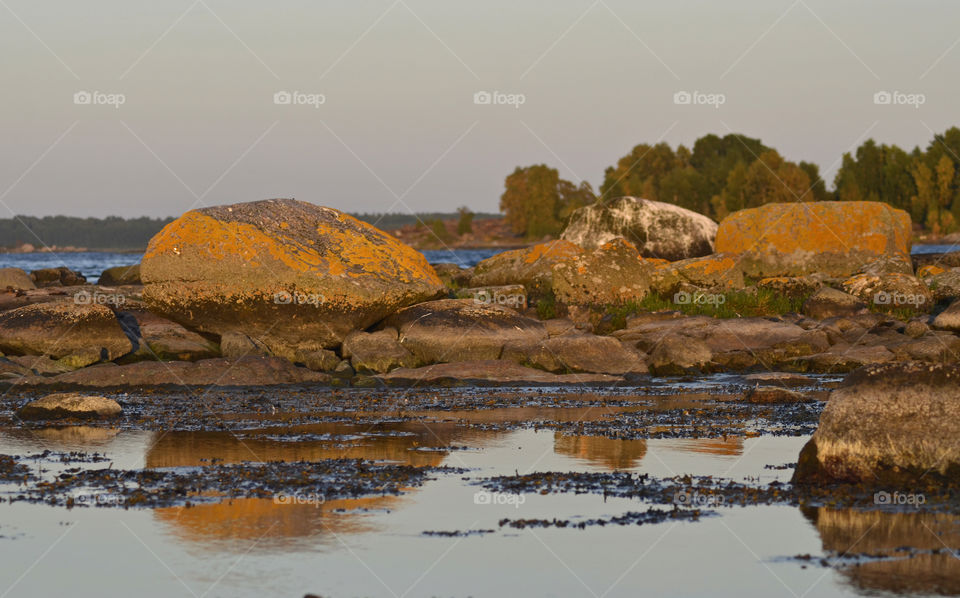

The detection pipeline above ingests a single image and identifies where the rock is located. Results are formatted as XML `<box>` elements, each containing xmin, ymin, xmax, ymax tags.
<box><xmin>841</xmin><ymin>273</ymin><xmax>931</xmax><ymax>312</ymax></box>
<box><xmin>377</xmin><ymin>360</ymin><xmax>620</xmax><ymax>387</ymax></box>
<box><xmin>468</xmin><ymin>240</ymin><xmax>582</xmax><ymax>298</ymax></box>
<box><xmin>431</xmin><ymin>263</ymin><xmax>473</xmax><ymax>288</ymax></box>
<box><xmin>0</xmin><ymin>268</ymin><xmax>36</xmax><ymax>291</ymax></box>
<box><xmin>0</xmin><ymin>303</ymin><xmax>132</xmax><ymax>362</ymax></box>
<box><xmin>116</xmin><ymin>309</ymin><xmax>219</xmax><ymax>362</ymax></box>
<box><xmin>903</xmin><ymin>319</ymin><xmax>930</xmax><ymax>338</ymax></box>
<box><xmin>30</xmin><ymin>267</ymin><xmax>87</xmax><ymax>288</ymax></box>
<box><xmin>8</xmin><ymin>357</ymin><xmax>329</xmax><ymax>388</ymax></box>
<box><xmin>333</xmin><ymin>359</ymin><xmax>355</xmax><ymax>379</ymax></box>
<box><xmin>218</xmin><ymin>331</ymin><xmax>338</xmax><ymax>372</ymax></box>
<box><xmin>932</xmin><ymin>299</ymin><xmax>960</xmax><ymax>332</ymax></box>
<box><xmin>856</xmin><ymin>255</ymin><xmax>915</xmax><ymax>276</ymax></box>
<box><xmin>793</xmin><ymin>363</ymin><xmax>960</xmax><ymax>485</ymax></box>
<box><xmin>503</xmin><ymin>334</ymin><xmax>647</xmax><ymax>375</ymax></box>
<box><xmin>454</xmin><ymin>285</ymin><xmax>528</xmax><ymax>311</ymax></box>
<box><xmin>98</xmin><ymin>264</ymin><xmax>141</xmax><ymax>286</ymax></box>
<box><xmin>895</xmin><ymin>333</ymin><xmax>960</xmax><ymax>363</ymax></box>
<box><xmin>801</xmin><ymin>345</ymin><xmax>895</xmax><ymax>373</ymax></box>
<box><xmin>928</xmin><ymin>270</ymin><xmax>960</xmax><ymax>302</ymax></box>
<box><xmin>560</xmin><ymin>196</ymin><xmax>717</xmax><ymax>260</ymax></box>
<box><xmin>650</xmin><ymin>254</ymin><xmax>744</xmax><ymax>295</ymax></box>
<box><xmin>744</xmin><ymin>386</ymin><xmax>813</xmax><ymax>404</ymax></box>
<box><xmin>342</xmin><ymin>328</ymin><xmax>418</xmax><ymax>374</ymax></box>
<box><xmin>551</xmin><ymin>239</ymin><xmax>652</xmax><ymax>305</ymax></box>
<box><xmin>543</xmin><ymin>318</ymin><xmax>579</xmax><ymax>337</ymax></box>
<box><xmin>743</xmin><ymin>372</ymin><xmax>814</xmax><ymax>387</ymax></box>
<box><xmin>715</xmin><ymin>201</ymin><xmax>912</xmax><ymax>278</ymax></box>
<box><xmin>648</xmin><ymin>334</ymin><xmax>713</xmax><ymax>375</ymax></box>
<box><xmin>917</xmin><ymin>264</ymin><xmax>947</xmax><ymax>278</ymax></box>
<box><xmin>141</xmin><ymin>198</ymin><xmax>444</xmax><ymax>352</ymax></box>
<box><xmin>802</xmin><ymin>287</ymin><xmax>866</xmax><ymax>320</ymax></box>
<box><xmin>381</xmin><ymin>299</ymin><xmax>548</xmax><ymax>364</ymax></box>
<box><xmin>17</xmin><ymin>393</ymin><xmax>122</xmax><ymax>419</ymax></box>
<box><xmin>616</xmin><ymin>315</ymin><xmax>826</xmax><ymax>370</ymax></box>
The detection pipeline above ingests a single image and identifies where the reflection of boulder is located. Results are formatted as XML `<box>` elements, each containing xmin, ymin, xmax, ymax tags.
<box><xmin>3</xmin><ymin>425</ymin><xmax>123</xmax><ymax>447</ymax></box>
<box><xmin>144</xmin><ymin>422</ymin><xmax>475</xmax><ymax>469</ymax></box>
<box><xmin>662</xmin><ymin>437</ymin><xmax>744</xmax><ymax>456</ymax></box>
<box><xmin>805</xmin><ymin>507</ymin><xmax>960</xmax><ymax>595</ymax></box>
<box><xmin>553</xmin><ymin>434</ymin><xmax>647</xmax><ymax>470</ymax></box>
<box><xmin>154</xmin><ymin>494</ymin><xmax>403</xmax><ymax>548</ymax></box>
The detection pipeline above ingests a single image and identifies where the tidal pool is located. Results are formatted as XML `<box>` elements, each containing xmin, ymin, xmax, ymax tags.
<box><xmin>0</xmin><ymin>383</ymin><xmax>956</xmax><ymax>597</ymax></box>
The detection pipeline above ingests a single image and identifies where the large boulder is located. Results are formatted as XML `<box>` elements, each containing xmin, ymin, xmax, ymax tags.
<box><xmin>0</xmin><ymin>303</ymin><xmax>132</xmax><ymax>365</ymax></box>
<box><xmin>381</xmin><ymin>299</ymin><xmax>547</xmax><ymax>364</ymax></box>
<box><xmin>0</xmin><ymin>268</ymin><xmax>36</xmax><ymax>291</ymax></box>
<box><xmin>468</xmin><ymin>240</ymin><xmax>583</xmax><ymax>298</ymax></box>
<box><xmin>715</xmin><ymin>201</ymin><xmax>912</xmax><ymax>278</ymax></box>
<box><xmin>561</xmin><ymin>197</ymin><xmax>717</xmax><ymax>260</ymax></box>
<box><xmin>141</xmin><ymin>199</ymin><xmax>444</xmax><ymax>352</ymax></box>
<box><xmin>551</xmin><ymin>239</ymin><xmax>653</xmax><ymax>305</ymax></box>
<box><xmin>794</xmin><ymin>363</ymin><xmax>960</xmax><ymax>485</ymax></box>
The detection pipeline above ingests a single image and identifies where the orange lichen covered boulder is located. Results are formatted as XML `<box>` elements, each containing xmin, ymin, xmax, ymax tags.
<box><xmin>141</xmin><ymin>199</ymin><xmax>444</xmax><ymax>350</ymax></box>
<box><xmin>715</xmin><ymin>201</ymin><xmax>912</xmax><ymax>277</ymax></box>
<box><xmin>468</xmin><ymin>240</ymin><xmax>583</xmax><ymax>297</ymax></box>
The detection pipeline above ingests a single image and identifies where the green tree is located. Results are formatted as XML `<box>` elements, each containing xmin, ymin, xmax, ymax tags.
<box><xmin>712</xmin><ymin>150</ymin><xmax>811</xmax><ymax>219</ymax></box>
<box><xmin>500</xmin><ymin>165</ymin><xmax>594</xmax><ymax>239</ymax></box>
<box><xmin>456</xmin><ymin>206</ymin><xmax>474</xmax><ymax>235</ymax></box>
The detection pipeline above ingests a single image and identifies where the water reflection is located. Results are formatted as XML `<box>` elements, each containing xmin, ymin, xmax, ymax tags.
<box><xmin>806</xmin><ymin>507</ymin><xmax>960</xmax><ymax>595</ymax></box>
<box><xmin>155</xmin><ymin>494</ymin><xmax>405</xmax><ymax>548</ymax></box>
<box><xmin>553</xmin><ymin>433</ymin><xmax>647</xmax><ymax>469</ymax></box>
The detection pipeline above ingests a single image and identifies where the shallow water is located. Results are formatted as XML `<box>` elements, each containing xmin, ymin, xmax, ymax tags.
<box><xmin>1</xmin><ymin>398</ymin><xmax>955</xmax><ymax>598</ymax></box>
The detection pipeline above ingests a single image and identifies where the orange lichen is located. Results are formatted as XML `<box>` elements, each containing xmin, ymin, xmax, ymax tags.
<box><xmin>715</xmin><ymin>202</ymin><xmax>912</xmax><ymax>257</ymax></box>
<box><xmin>918</xmin><ymin>265</ymin><xmax>946</xmax><ymax>278</ymax></box>
<box><xmin>521</xmin><ymin>240</ymin><xmax>582</xmax><ymax>265</ymax></box>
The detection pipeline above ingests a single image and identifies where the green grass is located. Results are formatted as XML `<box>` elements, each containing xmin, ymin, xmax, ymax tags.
<box><xmin>604</xmin><ymin>287</ymin><xmax>812</xmax><ymax>324</ymax></box>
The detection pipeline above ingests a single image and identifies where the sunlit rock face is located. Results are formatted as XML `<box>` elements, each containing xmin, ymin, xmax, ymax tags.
<box><xmin>561</xmin><ymin>197</ymin><xmax>717</xmax><ymax>260</ymax></box>
<box><xmin>141</xmin><ymin>198</ymin><xmax>445</xmax><ymax>352</ymax></box>
<box><xmin>805</xmin><ymin>507</ymin><xmax>960</xmax><ymax>595</ymax></box>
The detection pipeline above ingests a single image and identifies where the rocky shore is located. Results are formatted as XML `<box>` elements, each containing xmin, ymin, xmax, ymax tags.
<box><xmin>3</xmin><ymin>196</ymin><xmax>960</xmax><ymax>487</ymax></box>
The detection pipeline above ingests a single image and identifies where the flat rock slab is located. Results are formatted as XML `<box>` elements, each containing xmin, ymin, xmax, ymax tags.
<box><xmin>7</xmin><ymin>357</ymin><xmax>329</xmax><ymax>388</ymax></box>
<box><xmin>744</xmin><ymin>386</ymin><xmax>814</xmax><ymax>404</ymax></box>
<box><xmin>17</xmin><ymin>392</ymin><xmax>122</xmax><ymax>419</ymax></box>
<box><xmin>377</xmin><ymin>360</ymin><xmax>622</xmax><ymax>387</ymax></box>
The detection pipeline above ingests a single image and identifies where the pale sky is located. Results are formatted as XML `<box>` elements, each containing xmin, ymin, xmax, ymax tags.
<box><xmin>0</xmin><ymin>0</ymin><xmax>957</xmax><ymax>218</ymax></box>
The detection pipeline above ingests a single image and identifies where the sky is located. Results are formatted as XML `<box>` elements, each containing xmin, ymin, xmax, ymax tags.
<box><xmin>0</xmin><ymin>0</ymin><xmax>958</xmax><ymax>219</ymax></box>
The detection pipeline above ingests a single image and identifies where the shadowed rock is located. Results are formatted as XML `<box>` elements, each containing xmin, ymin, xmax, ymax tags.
<box><xmin>793</xmin><ymin>363</ymin><xmax>960</xmax><ymax>485</ymax></box>
<box><xmin>0</xmin><ymin>267</ymin><xmax>36</xmax><ymax>291</ymax></box>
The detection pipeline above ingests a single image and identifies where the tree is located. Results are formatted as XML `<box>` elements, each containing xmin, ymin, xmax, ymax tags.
<box><xmin>711</xmin><ymin>150</ymin><xmax>811</xmax><ymax>219</ymax></box>
<box><xmin>456</xmin><ymin>206</ymin><xmax>474</xmax><ymax>235</ymax></box>
<box><xmin>500</xmin><ymin>165</ymin><xmax>595</xmax><ymax>239</ymax></box>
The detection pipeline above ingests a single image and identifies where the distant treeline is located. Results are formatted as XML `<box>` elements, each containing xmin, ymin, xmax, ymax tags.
<box><xmin>351</xmin><ymin>212</ymin><xmax>500</xmax><ymax>229</ymax></box>
<box><xmin>0</xmin><ymin>216</ymin><xmax>175</xmax><ymax>251</ymax></box>
<box><xmin>0</xmin><ymin>212</ymin><xmax>503</xmax><ymax>250</ymax></box>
